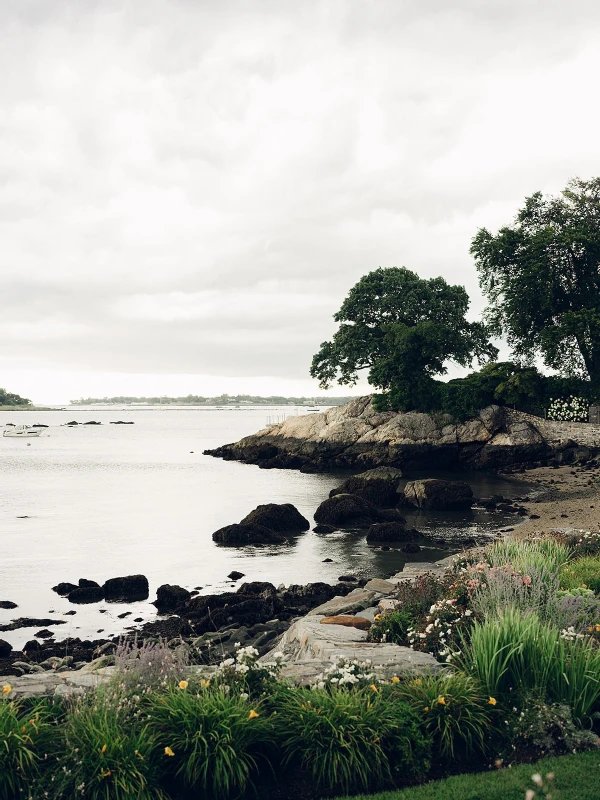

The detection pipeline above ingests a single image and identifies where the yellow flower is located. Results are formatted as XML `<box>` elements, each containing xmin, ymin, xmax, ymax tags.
<box><xmin>101</xmin><ymin>744</ymin><xmax>107</xmax><ymax>753</ymax></box>
<box><xmin>391</xmin><ymin>676</ymin><xmax>400</xmax><ymax>683</ymax></box>
<box><xmin>2</xmin><ymin>685</ymin><xmax>11</xmax><ymax>695</ymax></box>
<box><xmin>200</xmin><ymin>679</ymin><xmax>211</xmax><ymax>689</ymax></box>
<box><xmin>248</xmin><ymin>710</ymin><xmax>259</xmax><ymax>720</ymax></box>
<box><xmin>437</xmin><ymin>696</ymin><xmax>446</xmax><ymax>705</ymax></box>
<box><xmin>424</xmin><ymin>706</ymin><xmax>430</xmax><ymax>712</ymax></box>
<box><xmin>164</xmin><ymin>746</ymin><xmax>175</xmax><ymax>757</ymax></box>
<box><xmin>370</xmin><ymin>684</ymin><xmax>378</xmax><ymax>693</ymax></box>
<box><xmin>102</xmin><ymin>770</ymin><xmax>111</xmax><ymax>778</ymax></box>
<box><xmin>178</xmin><ymin>680</ymin><xmax>189</xmax><ymax>690</ymax></box>
<box><xmin>488</xmin><ymin>697</ymin><xmax>497</xmax><ymax>706</ymax></box>
<box><xmin>134</xmin><ymin>749</ymin><xmax>144</xmax><ymax>760</ymax></box>
<box><xmin>374</xmin><ymin>614</ymin><xmax>382</xmax><ymax>621</ymax></box>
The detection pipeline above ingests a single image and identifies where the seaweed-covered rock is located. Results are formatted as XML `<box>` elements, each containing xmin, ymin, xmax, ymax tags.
<box><xmin>52</xmin><ymin>582</ymin><xmax>78</xmax><ymax>596</ymax></box>
<box><xmin>154</xmin><ymin>584</ymin><xmax>191</xmax><ymax>611</ymax></box>
<box><xmin>314</xmin><ymin>494</ymin><xmax>381</xmax><ymax>528</ymax></box>
<box><xmin>240</xmin><ymin>503</ymin><xmax>310</xmax><ymax>532</ymax></box>
<box><xmin>102</xmin><ymin>575</ymin><xmax>149</xmax><ymax>602</ymax></box>
<box><xmin>366</xmin><ymin>522</ymin><xmax>421</xmax><ymax>543</ymax></box>
<box><xmin>356</xmin><ymin>467</ymin><xmax>403</xmax><ymax>482</ymax></box>
<box><xmin>212</xmin><ymin>523</ymin><xmax>286</xmax><ymax>546</ymax></box>
<box><xmin>67</xmin><ymin>586</ymin><xmax>104</xmax><ymax>604</ymax></box>
<box><xmin>329</xmin><ymin>477</ymin><xmax>399</xmax><ymax>508</ymax></box>
<box><xmin>403</xmin><ymin>479</ymin><xmax>473</xmax><ymax>510</ymax></box>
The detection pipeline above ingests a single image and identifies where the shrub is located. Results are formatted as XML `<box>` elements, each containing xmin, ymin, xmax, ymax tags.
<box><xmin>276</xmin><ymin>686</ymin><xmax>430</xmax><ymax>793</ymax></box>
<box><xmin>554</xmin><ymin>591</ymin><xmax>600</xmax><ymax>634</ymax></box>
<box><xmin>147</xmin><ymin>685</ymin><xmax>274</xmax><ymax>797</ymax></box>
<box><xmin>391</xmin><ymin>672</ymin><xmax>493</xmax><ymax>762</ymax></box>
<box><xmin>211</xmin><ymin>643</ymin><xmax>283</xmax><ymax>698</ymax></box>
<box><xmin>0</xmin><ymin>698</ymin><xmax>53</xmax><ymax>798</ymax></box>
<box><xmin>114</xmin><ymin>636</ymin><xmax>189</xmax><ymax>691</ymax></box>
<box><xmin>560</xmin><ymin>556</ymin><xmax>600</xmax><ymax>593</ymax></box>
<box><xmin>53</xmin><ymin>690</ymin><xmax>164</xmax><ymax>800</ymax></box>
<box><xmin>369</xmin><ymin>608</ymin><xmax>415</xmax><ymax>645</ymax></box>
<box><xmin>468</xmin><ymin>563</ymin><xmax>560</xmax><ymax>621</ymax></box>
<box><xmin>547</xmin><ymin>396</ymin><xmax>589</xmax><ymax>422</ymax></box>
<box><xmin>394</xmin><ymin>574</ymin><xmax>446</xmax><ymax>620</ymax></box>
<box><xmin>485</xmin><ymin>539</ymin><xmax>571</xmax><ymax>574</ymax></box>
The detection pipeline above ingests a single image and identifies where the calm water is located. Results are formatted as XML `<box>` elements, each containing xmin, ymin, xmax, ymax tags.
<box><xmin>0</xmin><ymin>407</ymin><xmax>528</xmax><ymax>648</ymax></box>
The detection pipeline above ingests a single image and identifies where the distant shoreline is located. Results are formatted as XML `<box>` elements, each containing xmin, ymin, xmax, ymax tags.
<box><xmin>0</xmin><ymin>405</ymin><xmax>56</xmax><ymax>411</ymax></box>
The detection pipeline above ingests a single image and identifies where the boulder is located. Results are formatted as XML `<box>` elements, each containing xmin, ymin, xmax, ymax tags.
<box><xmin>364</xmin><ymin>577</ymin><xmax>398</xmax><ymax>593</ymax></box>
<box><xmin>313</xmin><ymin>524</ymin><xmax>336</xmax><ymax>533</ymax></box>
<box><xmin>329</xmin><ymin>477</ymin><xmax>399</xmax><ymax>508</ymax></box>
<box><xmin>320</xmin><ymin>615</ymin><xmax>372</xmax><ymax>631</ymax></box>
<box><xmin>313</xmin><ymin>494</ymin><xmax>381</xmax><ymax>528</ymax></box>
<box><xmin>236</xmin><ymin>582</ymin><xmax>277</xmax><ymax>599</ymax></box>
<box><xmin>240</xmin><ymin>503</ymin><xmax>310</xmax><ymax>532</ymax></box>
<box><xmin>377</xmin><ymin>507</ymin><xmax>409</xmax><ymax>522</ymax></box>
<box><xmin>0</xmin><ymin>638</ymin><xmax>12</xmax><ymax>657</ymax></box>
<box><xmin>356</xmin><ymin>466</ymin><xmax>403</xmax><ymax>482</ymax></box>
<box><xmin>52</xmin><ymin>582</ymin><xmax>78</xmax><ymax>596</ymax></box>
<box><xmin>78</xmin><ymin>578</ymin><xmax>101</xmax><ymax>589</ymax></box>
<box><xmin>403</xmin><ymin>479</ymin><xmax>473</xmax><ymax>510</ymax></box>
<box><xmin>67</xmin><ymin>586</ymin><xmax>104</xmax><ymax>604</ymax></box>
<box><xmin>154</xmin><ymin>584</ymin><xmax>192</xmax><ymax>611</ymax></box>
<box><xmin>366</xmin><ymin>522</ymin><xmax>420</xmax><ymax>543</ymax></box>
<box><xmin>102</xmin><ymin>575</ymin><xmax>149</xmax><ymax>602</ymax></box>
<box><xmin>0</xmin><ymin>601</ymin><xmax>17</xmax><ymax>609</ymax></box>
<box><xmin>310</xmin><ymin>589</ymin><xmax>379</xmax><ymax>616</ymax></box>
<box><xmin>227</xmin><ymin>571</ymin><xmax>245</xmax><ymax>581</ymax></box>
<box><xmin>401</xmin><ymin>543</ymin><xmax>421</xmax><ymax>553</ymax></box>
<box><xmin>212</xmin><ymin>523</ymin><xmax>286</xmax><ymax>545</ymax></box>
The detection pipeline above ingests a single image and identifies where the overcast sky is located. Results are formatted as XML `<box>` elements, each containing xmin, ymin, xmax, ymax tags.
<box><xmin>2</xmin><ymin>0</ymin><xmax>600</xmax><ymax>404</ymax></box>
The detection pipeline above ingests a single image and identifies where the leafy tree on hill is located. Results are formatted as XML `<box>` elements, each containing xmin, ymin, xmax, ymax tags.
<box><xmin>472</xmin><ymin>177</ymin><xmax>600</xmax><ymax>384</ymax></box>
<box><xmin>310</xmin><ymin>267</ymin><xmax>498</xmax><ymax>411</ymax></box>
<box><xmin>0</xmin><ymin>387</ymin><xmax>31</xmax><ymax>406</ymax></box>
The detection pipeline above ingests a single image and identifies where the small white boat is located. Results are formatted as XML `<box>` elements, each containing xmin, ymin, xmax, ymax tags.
<box><xmin>3</xmin><ymin>425</ymin><xmax>43</xmax><ymax>438</ymax></box>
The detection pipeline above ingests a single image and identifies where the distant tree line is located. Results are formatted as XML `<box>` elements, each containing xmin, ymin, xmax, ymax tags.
<box><xmin>0</xmin><ymin>387</ymin><xmax>31</xmax><ymax>406</ymax></box>
<box><xmin>70</xmin><ymin>394</ymin><xmax>354</xmax><ymax>406</ymax></box>
<box><xmin>311</xmin><ymin>177</ymin><xmax>600</xmax><ymax>420</ymax></box>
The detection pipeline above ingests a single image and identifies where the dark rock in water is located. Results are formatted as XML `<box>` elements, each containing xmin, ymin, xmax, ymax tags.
<box><xmin>64</xmin><ymin>610</ymin><xmax>76</xmax><ymax>616</ymax></box>
<box><xmin>154</xmin><ymin>584</ymin><xmax>192</xmax><ymax>611</ymax></box>
<box><xmin>404</xmin><ymin>479</ymin><xmax>473</xmax><ymax>510</ymax></box>
<box><xmin>103</xmin><ymin>575</ymin><xmax>149</xmax><ymax>602</ymax></box>
<box><xmin>329</xmin><ymin>477</ymin><xmax>399</xmax><ymax>508</ymax></box>
<box><xmin>117</xmin><ymin>612</ymin><xmax>131</xmax><ymax>619</ymax></box>
<box><xmin>23</xmin><ymin>640</ymin><xmax>40</xmax><ymax>652</ymax></box>
<box><xmin>227</xmin><ymin>571</ymin><xmax>245</xmax><ymax>581</ymax></box>
<box><xmin>212</xmin><ymin>523</ymin><xmax>286</xmax><ymax>545</ymax></box>
<box><xmin>52</xmin><ymin>582</ymin><xmax>78</xmax><ymax>596</ymax></box>
<box><xmin>314</xmin><ymin>494</ymin><xmax>381</xmax><ymax>528</ymax></box>
<box><xmin>236</xmin><ymin>582</ymin><xmax>277</xmax><ymax>598</ymax></box>
<box><xmin>401</xmin><ymin>543</ymin><xmax>421</xmax><ymax>553</ymax></box>
<box><xmin>0</xmin><ymin>639</ymin><xmax>12</xmax><ymax>657</ymax></box>
<box><xmin>322</xmin><ymin>557</ymin><xmax>333</xmax><ymax>562</ymax></box>
<box><xmin>338</xmin><ymin>575</ymin><xmax>358</xmax><ymax>582</ymax></box>
<box><xmin>377</xmin><ymin>507</ymin><xmax>408</xmax><ymax>522</ymax></box>
<box><xmin>78</xmin><ymin>578</ymin><xmax>101</xmax><ymax>589</ymax></box>
<box><xmin>83</xmin><ymin>421</ymin><xmax>101</xmax><ymax>425</ymax></box>
<box><xmin>366</xmin><ymin>522</ymin><xmax>420</xmax><ymax>543</ymax></box>
<box><xmin>35</xmin><ymin>629</ymin><xmax>55</xmax><ymax>639</ymax></box>
<box><xmin>0</xmin><ymin>601</ymin><xmax>17</xmax><ymax>609</ymax></box>
<box><xmin>0</xmin><ymin>618</ymin><xmax>66</xmax><ymax>632</ymax></box>
<box><xmin>357</xmin><ymin>466</ymin><xmax>403</xmax><ymax>482</ymax></box>
<box><xmin>240</xmin><ymin>503</ymin><xmax>310</xmax><ymax>532</ymax></box>
<box><xmin>31</xmin><ymin>423</ymin><xmax>49</xmax><ymax>428</ymax></box>
<box><xmin>67</xmin><ymin>587</ymin><xmax>104</xmax><ymax>604</ymax></box>
<box><xmin>313</xmin><ymin>524</ymin><xmax>336</xmax><ymax>533</ymax></box>
<box><xmin>110</xmin><ymin>421</ymin><xmax>134</xmax><ymax>424</ymax></box>
<box><xmin>66</xmin><ymin>421</ymin><xmax>79</xmax><ymax>426</ymax></box>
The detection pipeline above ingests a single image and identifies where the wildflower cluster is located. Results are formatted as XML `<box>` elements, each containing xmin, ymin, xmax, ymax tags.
<box><xmin>213</xmin><ymin>643</ymin><xmax>283</xmax><ymax>696</ymax></box>
<box><xmin>407</xmin><ymin>598</ymin><xmax>473</xmax><ymax>662</ymax></box>
<box><xmin>310</xmin><ymin>658</ymin><xmax>380</xmax><ymax>689</ymax></box>
<box><xmin>547</xmin><ymin>395</ymin><xmax>588</xmax><ymax>422</ymax></box>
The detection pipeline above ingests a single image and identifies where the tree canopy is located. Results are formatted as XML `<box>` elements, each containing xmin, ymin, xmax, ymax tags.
<box><xmin>0</xmin><ymin>387</ymin><xmax>31</xmax><ymax>406</ymax></box>
<box><xmin>310</xmin><ymin>267</ymin><xmax>497</xmax><ymax>410</ymax></box>
<box><xmin>471</xmin><ymin>177</ymin><xmax>600</xmax><ymax>384</ymax></box>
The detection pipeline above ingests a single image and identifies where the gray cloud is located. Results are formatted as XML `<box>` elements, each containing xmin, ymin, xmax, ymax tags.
<box><xmin>2</xmin><ymin>0</ymin><xmax>600</xmax><ymax>400</ymax></box>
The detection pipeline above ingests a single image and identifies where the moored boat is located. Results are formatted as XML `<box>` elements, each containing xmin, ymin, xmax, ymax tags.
<box><xmin>3</xmin><ymin>425</ymin><xmax>43</xmax><ymax>438</ymax></box>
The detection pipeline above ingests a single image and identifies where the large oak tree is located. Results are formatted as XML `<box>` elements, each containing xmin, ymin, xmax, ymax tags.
<box><xmin>310</xmin><ymin>267</ymin><xmax>497</xmax><ymax>410</ymax></box>
<box><xmin>472</xmin><ymin>177</ymin><xmax>600</xmax><ymax>384</ymax></box>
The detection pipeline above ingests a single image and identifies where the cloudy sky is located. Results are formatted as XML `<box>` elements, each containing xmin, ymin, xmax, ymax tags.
<box><xmin>2</xmin><ymin>0</ymin><xmax>600</xmax><ymax>404</ymax></box>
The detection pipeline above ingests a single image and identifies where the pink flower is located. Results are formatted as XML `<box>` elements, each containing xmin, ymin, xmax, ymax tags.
<box><xmin>522</xmin><ymin>575</ymin><xmax>532</xmax><ymax>586</ymax></box>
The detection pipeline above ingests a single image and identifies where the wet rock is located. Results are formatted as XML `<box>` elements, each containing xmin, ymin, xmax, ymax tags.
<box><xmin>227</xmin><ymin>571</ymin><xmax>245</xmax><ymax>581</ymax></box>
<box><xmin>329</xmin><ymin>477</ymin><xmax>400</xmax><ymax>508</ymax></box>
<box><xmin>103</xmin><ymin>575</ymin><xmax>149</xmax><ymax>603</ymax></box>
<box><xmin>322</xmin><ymin>557</ymin><xmax>333</xmax><ymax>562</ymax></box>
<box><xmin>67</xmin><ymin>586</ymin><xmax>104</xmax><ymax>604</ymax></box>
<box><xmin>356</xmin><ymin>466</ymin><xmax>403</xmax><ymax>482</ymax></box>
<box><xmin>404</xmin><ymin>479</ymin><xmax>473</xmax><ymax>510</ymax></box>
<box><xmin>0</xmin><ymin>618</ymin><xmax>67</xmax><ymax>632</ymax></box>
<box><xmin>236</xmin><ymin>582</ymin><xmax>277</xmax><ymax>599</ymax></box>
<box><xmin>0</xmin><ymin>601</ymin><xmax>17</xmax><ymax>609</ymax></box>
<box><xmin>401</xmin><ymin>543</ymin><xmax>421</xmax><ymax>553</ymax></box>
<box><xmin>313</xmin><ymin>524</ymin><xmax>336</xmax><ymax>533</ymax></box>
<box><xmin>240</xmin><ymin>503</ymin><xmax>310</xmax><ymax>532</ymax></box>
<box><xmin>320</xmin><ymin>615</ymin><xmax>372</xmax><ymax>631</ymax></box>
<box><xmin>35</xmin><ymin>629</ymin><xmax>55</xmax><ymax>639</ymax></box>
<box><xmin>0</xmin><ymin>639</ymin><xmax>12</xmax><ymax>657</ymax></box>
<box><xmin>337</xmin><ymin>575</ymin><xmax>358</xmax><ymax>582</ymax></box>
<box><xmin>366</xmin><ymin>522</ymin><xmax>418</xmax><ymax>543</ymax></box>
<box><xmin>78</xmin><ymin>578</ymin><xmax>101</xmax><ymax>589</ymax></box>
<box><xmin>212</xmin><ymin>523</ymin><xmax>286</xmax><ymax>545</ymax></box>
<box><xmin>23</xmin><ymin>640</ymin><xmax>40</xmax><ymax>652</ymax></box>
<box><xmin>154</xmin><ymin>584</ymin><xmax>192</xmax><ymax>611</ymax></box>
<box><xmin>52</xmin><ymin>582</ymin><xmax>78</xmax><ymax>596</ymax></box>
<box><xmin>378</xmin><ymin>507</ymin><xmax>410</xmax><ymax>522</ymax></box>
<box><xmin>313</xmin><ymin>494</ymin><xmax>381</xmax><ymax>528</ymax></box>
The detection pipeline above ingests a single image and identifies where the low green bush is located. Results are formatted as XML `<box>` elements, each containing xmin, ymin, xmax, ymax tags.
<box><xmin>0</xmin><ymin>697</ymin><xmax>54</xmax><ymax>799</ymax></box>
<box><xmin>391</xmin><ymin>672</ymin><xmax>493</xmax><ymax>762</ymax></box>
<box><xmin>147</xmin><ymin>684</ymin><xmax>274</xmax><ymax>798</ymax></box>
<box><xmin>560</xmin><ymin>556</ymin><xmax>600</xmax><ymax>593</ymax></box>
<box><xmin>369</xmin><ymin>608</ymin><xmax>415</xmax><ymax>645</ymax></box>
<box><xmin>276</xmin><ymin>685</ymin><xmax>431</xmax><ymax>794</ymax></box>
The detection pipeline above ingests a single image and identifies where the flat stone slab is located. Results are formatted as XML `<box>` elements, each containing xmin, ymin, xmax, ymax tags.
<box><xmin>311</xmin><ymin>589</ymin><xmax>380</xmax><ymax>616</ymax></box>
<box><xmin>378</xmin><ymin>598</ymin><xmax>401</xmax><ymax>613</ymax></box>
<box><xmin>364</xmin><ymin>578</ymin><xmax>398</xmax><ymax>593</ymax></box>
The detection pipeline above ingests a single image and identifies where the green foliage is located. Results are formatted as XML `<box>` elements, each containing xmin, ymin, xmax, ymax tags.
<box><xmin>472</xmin><ymin>177</ymin><xmax>600</xmax><ymax>383</ymax></box>
<box><xmin>369</xmin><ymin>608</ymin><xmax>415</xmax><ymax>645</ymax></box>
<box><xmin>391</xmin><ymin>672</ymin><xmax>493</xmax><ymax>761</ymax></box>
<box><xmin>0</xmin><ymin>387</ymin><xmax>31</xmax><ymax>406</ymax></box>
<box><xmin>0</xmin><ymin>699</ymin><xmax>53</xmax><ymax>798</ymax></box>
<box><xmin>486</xmin><ymin>539</ymin><xmax>571</xmax><ymax>574</ymax></box>
<box><xmin>310</xmin><ymin>267</ymin><xmax>497</xmax><ymax>410</ymax></box>
<box><xmin>506</xmin><ymin>698</ymin><xmax>599</xmax><ymax>760</ymax></box>
<box><xmin>560</xmin><ymin>556</ymin><xmax>600</xmax><ymax>593</ymax></box>
<box><xmin>276</xmin><ymin>685</ymin><xmax>431</xmax><ymax>793</ymax></box>
<box><xmin>53</xmin><ymin>690</ymin><xmax>165</xmax><ymax>800</ymax></box>
<box><xmin>147</xmin><ymin>685</ymin><xmax>274</xmax><ymax>797</ymax></box>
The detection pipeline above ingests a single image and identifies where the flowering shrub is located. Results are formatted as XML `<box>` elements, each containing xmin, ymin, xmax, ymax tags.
<box><xmin>547</xmin><ymin>395</ymin><xmax>589</xmax><ymax>422</ymax></box>
<box><xmin>212</xmin><ymin>643</ymin><xmax>283</xmax><ymax>697</ymax></box>
<box><xmin>114</xmin><ymin>637</ymin><xmax>189</xmax><ymax>690</ymax></box>
<box><xmin>406</xmin><ymin>598</ymin><xmax>474</xmax><ymax>662</ymax></box>
<box><xmin>309</xmin><ymin>657</ymin><xmax>379</xmax><ymax>689</ymax></box>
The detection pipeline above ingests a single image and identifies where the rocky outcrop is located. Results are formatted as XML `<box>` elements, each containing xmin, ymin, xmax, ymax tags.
<box><xmin>313</xmin><ymin>494</ymin><xmax>381</xmax><ymax>528</ymax></box>
<box><xmin>404</xmin><ymin>479</ymin><xmax>473</xmax><ymax>510</ymax></box>
<box><xmin>0</xmin><ymin>639</ymin><xmax>12</xmax><ymax>657</ymax></box>
<box><xmin>102</xmin><ymin>575</ymin><xmax>149</xmax><ymax>602</ymax></box>
<box><xmin>240</xmin><ymin>503</ymin><xmax>310</xmax><ymax>532</ymax></box>
<box><xmin>154</xmin><ymin>584</ymin><xmax>192</xmax><ymax>611</ymax></box>
<box><xmin>329</xmin><ymin>476</ymin><xmax>400</xmax><ymax>507</ymax></box>
<box><xmin>365</xmin><ymin>522</ymin><xmax>420</xmax><ymax>543</ymax></box>
<box><xmin>205</xmin><ymin>398</ymin><xmax>600</xmax><ymax>472</ymax></box>
<box><xmin>212</xmin><ymin>523</ymin><xmax>287</xmax><ymax>545</ymax></box>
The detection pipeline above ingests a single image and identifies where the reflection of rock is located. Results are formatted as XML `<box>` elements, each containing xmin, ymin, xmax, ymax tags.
<box><xmin>404</xmin><ymin>479</ymin><xmax>473</xmax><ymax>510</ymax></box>
<box><xmin>154</xmin><ymin>584</ymin><xmax>192</xmax><ymax>611</ymax></box>
<box><xmin>212</xmin><ymin>523</ymin><xmax>287</xmax><ymax>545</ymax></box>
<box><xmin>240</xmin><ymin>503</ymin><xmax>310</xmax><ymax>532</ymax></box>
<box><xmin>329</xmin><ymin>477</ymin><xmax>399</xmax><ymax>507</ymax></box>
<box><xmin>314</xmin><ymin>494</ymin><xmax>381</xmax><ymax>528</ymax></box>
<box><xmin>102</xmin><ymin>575</ymin><xmax>149</xmax><ymax>602</ymax></box>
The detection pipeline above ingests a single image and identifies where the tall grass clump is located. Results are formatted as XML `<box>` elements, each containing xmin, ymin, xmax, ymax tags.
<box><xmin>114</xmin><ymin>636</ymin><xmax>189</xmax><ymax>691</ymax></box>
<box><xmin>0</xmin><ymin>697</ymin><xmax>53</xmax><ymax>798</ymax></box>
<box><xmin>486</xmin><ymin>539</ymin><xmax>571</xmax><ymax>574</ymax></box>
<box><xmin>147</xmin><ymin>685</ymin><xmax>274</xmax><ymax>798</ymax></box>
<box><xmin>391</xmin><ymin>672</ymin><xmax>493</xmax><ymax>762</ymax></box>
<box><xmin>560</xmin><ymin>555</ymin><xmax>600</xmax><ymax>593</ymax></box>
<box><xmin>469</xmin><ymin>564</ymin><xmax>560</xmax><ymax>620</ymax></box>
<box><xmin>276</xmin><ymin>685</ymin><xmax>430</xmax><ymax>794</ymax></box>
<box><xmin>53</xmin><ymin>688</ymin><xmax>165</xmax><ymax>800</ymax></box>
